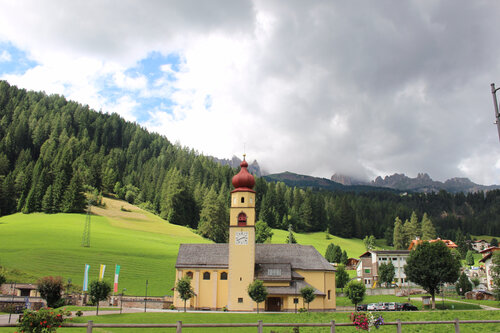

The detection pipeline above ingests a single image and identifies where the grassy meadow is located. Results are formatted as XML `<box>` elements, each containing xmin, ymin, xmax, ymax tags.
<box><xmin>2</xmin><ymin>310</ymin><xmax>500</xmax><ymax>333</ymax></box>
<box><xmin>0</xmin><ymin>197</ymin><xmax>370</xmax><ymax>296</ymax></box>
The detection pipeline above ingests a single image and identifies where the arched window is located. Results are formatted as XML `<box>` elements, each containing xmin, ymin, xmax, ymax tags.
<box><xmin>203</xmin><ymin>272</ymin><xmax>211</xmax><ymax>280</ymax></box>
<box><xmin>241</xmin><ymin>196</ymin><xmax>245</xmax><ymax>203</ymax></box>
<box><xmin>238</xmin><ymin>212</ymin><xmax>247</xmax><ymax>226</ymax></box>
<box><xmin>186</xmin><ymin>271</ymin><xmax>193</xmax><ymax>279</ymax></box>
<box><xmin>220</xmin><ymin>272</ymin><xmax>228</xmax><ymax>280</ymax></box>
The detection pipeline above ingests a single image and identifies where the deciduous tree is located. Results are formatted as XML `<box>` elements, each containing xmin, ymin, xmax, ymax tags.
<box><xmin>175</xmin><ymin>276</ymin><xmax>195</xmax><ymax>312</ymax></box>
<box><xmin>404</xmin><ymin>241</ymin><xmax>460</xmax><ymax>309</ymax></box>
<box><xmin>247</xmin><ymin>279</ymin><xmax>268</xmax><ymax>313</ymax></box>
<box><xmin>378</xmin><ymin>261</ymin><xmax>395</xmax><ymax>287</ymax></box>
<box><xmin>300</xmin><ymin>286</ymin><xmax>316</xmax><ymax>311</ymax></box>
<box><xmin>88</xmin><ymin>280</ymin><xmax>111</xmax><ymax>315</ymax></box>
<box><xmin>345</xmin><ymin>280</ymin><xmax>366</xmax><ymax>309</ymax></box>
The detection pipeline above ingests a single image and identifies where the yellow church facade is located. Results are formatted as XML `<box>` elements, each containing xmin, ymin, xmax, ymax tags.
<box><xmin>174</xmin><ymin>157</ymin><xmax>336</xmax><ymax>311</ymax></box>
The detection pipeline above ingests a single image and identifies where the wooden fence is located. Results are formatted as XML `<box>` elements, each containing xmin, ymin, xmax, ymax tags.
<box><xmin>3</xmin><ymin>319</ymin><xmax>500</xmax><ymax>332</ymax></box>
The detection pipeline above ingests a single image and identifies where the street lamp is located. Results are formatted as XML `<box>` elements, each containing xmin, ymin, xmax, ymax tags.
<box><xmin>490</xmin><ymin>83</ymin><xmax>500</xmax><ymax>141</ymax></box>
<box><xmin>120</xmin><ymin>288</ymin><xmax>127</xmax><ymax>314</ymax></box>
<box><xmin>144</xmin><ymin>280</ymin><xmax>148</xmax><ymax>313</ymax></box>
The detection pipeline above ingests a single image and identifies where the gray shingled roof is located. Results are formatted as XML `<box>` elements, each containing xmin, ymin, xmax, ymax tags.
<box><xmin>176</xmin><ymin>243</ymin><xmax>335</xmax><ymax>272</ymax></box>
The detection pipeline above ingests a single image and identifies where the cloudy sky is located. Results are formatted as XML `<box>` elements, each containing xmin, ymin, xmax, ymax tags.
<box><xmin>1</xmin><ymin>0</ymin><xmax>500</xmax><ymax>184</ymax></box>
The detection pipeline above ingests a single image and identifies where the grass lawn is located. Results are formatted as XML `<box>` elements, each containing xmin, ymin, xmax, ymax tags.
<box><xmin>0</xmin><ymin>198</ymin><xmax>210</xmax><ymax>296</ymax></box>
<box><xmin>56</xmin><ymin>305</ymin><xmax>120</xmax><ymax>312</ymax></box>
<box><xmin>2</xmin><ymin>310</ymin><xmax>499</xmax><ymax>333</ymax></box>
<box><xmin>270</xmin><ymin>229</ymin><xmax>367</xmax><ymax>258</ymax></box>
<box><xmin>446</xmin><ymin>297</ymin><xmax>500</xmax><ymax>309</ymax></box>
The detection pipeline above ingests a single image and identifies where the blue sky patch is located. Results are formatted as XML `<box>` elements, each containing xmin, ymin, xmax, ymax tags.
<box><xmin>0</xmin><ymin>41</ymin><xmax>37</xmax><ymax>75</ymax></box>
<box><xmin>98</xmin><ymin>51</ymin><xmax>183</xmax><ymax>122</ymax></box>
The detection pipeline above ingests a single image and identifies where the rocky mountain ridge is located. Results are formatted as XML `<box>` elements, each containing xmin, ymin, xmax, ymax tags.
<box><xmin>210</xmin><ymin>155</ymin><xmax>262</xmax><ymax>176</ymax></box>
<box><xmin>331</xmin><ymin>172</ymin><xmax>500</xmax><ymax>193</ymax></box>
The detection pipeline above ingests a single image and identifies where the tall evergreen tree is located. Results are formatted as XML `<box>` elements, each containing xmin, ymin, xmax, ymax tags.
<box><xmin>61</xmin><ymin>173</ymin><xmax>87</xmax><ymax>213</ymax></box>
<box><xmin>421</xmin><ymin>213</ymin><xmax>436</xmax><ymax>240</ymax></box>
<box><xmin>393</xmin><ymin>217</ymin><xmax>406</xmax><ymax>250</ymax></box>
<box><xmin>197</xmin><ymin>187</ymin><xmax>227</xmax><ymax>243</ymax></box>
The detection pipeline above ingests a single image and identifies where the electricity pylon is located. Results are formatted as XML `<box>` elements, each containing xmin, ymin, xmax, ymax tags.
<box><xmin>81</xmin><ymin>202</ymin><xmax>91</xmax><ymax>247</ymax></box>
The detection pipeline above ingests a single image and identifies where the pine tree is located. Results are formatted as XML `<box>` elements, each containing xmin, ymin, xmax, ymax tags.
<box><xmin>421</xmin><ymin>213</ymin><xmax>436</xmax><ymax>240</ymax></box>
<box><xmin>325</xmin><ymin>243</ymin><xmax>335</xmax><ymax>262</ymax></box>
<box><xmin>41</xmin><ymin>185</ymin><xmax>54</xmax><ymax>213</ymax></box>
<box><xmin>61</xmin><ymin>173</ymin><xmax>87</xmax><ymax>213</ymax></box>
<box><xmin>407</xmin><ymin>211</ymin><xmax>420</xmax><ymax>240</ymax></box>
<box><xmin>393</xmin><ymin>217</ymin><xmax>406</xmax><ymax>250</ymax></box>
<box><xmin>465</xmin><ymin>250</ymin><xmax>474</xmax><ymax>266</ymax></box>
<box><xmin>286</xmin><ymin>224</ymin><xmax>297</xmax><ymax>244</ymax></box>
<box><xmin>455</xmin><ymin>229</ymin><xmax>468</xmax><ymax>259</ymax></box>
<box><xmin>341</xmin><ymin>250</ymin><xmax>349</xmax><ymax>265</ymax></box>
<box><xmin>197</xmin><ymin>187</ymin><xmax>227</xmax><ymax>243</ymax></box>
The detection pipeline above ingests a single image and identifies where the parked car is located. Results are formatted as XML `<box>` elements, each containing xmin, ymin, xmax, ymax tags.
<box><xmin>375</xmin><ymin>302</ymin><xmax>388</xmax><ymax>311</ymax></box>
<box><xmin>367</xmin><ymin>303</ymin><xmax>377</xmax><ymax>311</ymax></box>
<box><xmin>356</xmin><ymin>304</ymin><xmax>368</xmax><ymax>311</ymax></box>
<box><xmin>402</xmin><ymin>303</ymin><xmax>418</xmax><ymax>311</ymax></box>
<box><xmin>387</xmin><ymin>302</ymin><xmax>396</xmax><ymax>311</ymax></box>
<box><xmin>395</xmin><ymin>302</ymin><xmax>405</xmax><ymax>311</ymax></box>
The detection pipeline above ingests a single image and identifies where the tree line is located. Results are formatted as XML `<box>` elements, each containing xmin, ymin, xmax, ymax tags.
<box><xmin>1</xmin><ymin>81</ymin><xmax>499</xmax><ymax>244</ymax></box>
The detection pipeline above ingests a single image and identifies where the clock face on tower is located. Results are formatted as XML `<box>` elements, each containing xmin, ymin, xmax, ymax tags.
<box><xmin>235</xmin><ymin>231</ymin><xmax>249</xmax><ymax>245</ymax></box>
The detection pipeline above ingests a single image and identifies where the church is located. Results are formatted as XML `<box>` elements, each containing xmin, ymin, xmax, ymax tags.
<box><xmin>173</xmin><ymin>156</ymin><xmax>336</xmax><ymax>312</ymax></box>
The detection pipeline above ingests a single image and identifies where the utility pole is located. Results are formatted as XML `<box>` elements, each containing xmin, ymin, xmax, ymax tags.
<box><xmin>490</xmin><ymin>83</ymin><xmax>500</xmax><ymax>141</ymax></box>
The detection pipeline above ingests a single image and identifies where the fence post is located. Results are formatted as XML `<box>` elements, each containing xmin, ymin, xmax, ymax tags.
<box><xmin>330</xmin><ymin>320</ymin><xmax>336</xmax><ymax>333</ymax></box>
<box><xmin>176</xmin><ymin>320</ymin><xmax>182</xmax><ymax>333</ymax></box>
<box><xmin>454</xmin><ymin>318</ymin><xmax>460</xmax><ymax>333</ymax></box>
<box><xmin>86</xmin><ymin>320</ymin><xmax>93</xmax><ymax>333</ymax></box>
<box><xmin>258</xmin><ymin>320</ymin><xmax>263</xmax><ymax>333</ymax></box>
<box><xmin>397</xmin><ymin>319</ymin><xmax>402</xmax><ymax>333</ymax></box>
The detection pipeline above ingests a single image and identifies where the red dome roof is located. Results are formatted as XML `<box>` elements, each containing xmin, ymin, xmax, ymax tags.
<box><xmin>232</xmin><ymin>157</ymin><xmax>255</xmax><ymax>191</ymax></box>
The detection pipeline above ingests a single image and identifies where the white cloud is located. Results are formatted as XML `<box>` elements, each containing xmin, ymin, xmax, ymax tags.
<box><xmin>1</xmin><ymin>0</ymin><xmax>500</xmax><ymax>185</ymax></box>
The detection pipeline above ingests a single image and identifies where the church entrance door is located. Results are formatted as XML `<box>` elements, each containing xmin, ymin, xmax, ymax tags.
<box><xmin>266</xmin><ymin>297</ymin><xmax>281</xmax><ymax>312</ymax></box>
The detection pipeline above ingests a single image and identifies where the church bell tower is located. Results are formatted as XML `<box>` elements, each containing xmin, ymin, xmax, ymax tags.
<box><xmin>228</xmin><ymin>155</ymin><xmax>256</xmax><ymax>311</ymax></box>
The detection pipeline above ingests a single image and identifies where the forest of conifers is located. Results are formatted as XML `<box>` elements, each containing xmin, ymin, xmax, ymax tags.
<box><xmin>0</xmin><ymin>80</ymin><xmax>499</xmax><ymax>244</ymax></box>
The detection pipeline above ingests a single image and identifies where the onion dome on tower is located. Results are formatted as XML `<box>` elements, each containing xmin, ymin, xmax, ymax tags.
<box><xmin>231</xmin><ymin>155</ymin><xmax>255</xmax><ymax>192</ymax></box>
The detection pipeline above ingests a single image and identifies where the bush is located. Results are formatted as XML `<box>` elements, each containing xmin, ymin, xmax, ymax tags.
<box><xmin>37</xmin><ymin>276</ymin><xmax>64</xmax><ymax>308</ymax></box>
<box><xmin>75</xmin><ymin>310</ymin><xmax>83</xmax><ymax>317</ymax></box>
<box><xmin>17</xmin><ymin>308</ymin><xmax>71</xmax><ymax>333</ymax></box>
<box><xmin>169</xmin><ymin>304</ymin><xmax>176</xmax><ymax>310</ymax></box>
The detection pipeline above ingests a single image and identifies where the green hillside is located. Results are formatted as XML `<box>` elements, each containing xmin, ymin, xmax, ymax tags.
<box><xmin>0</xmin><ymin>198</ymin><xmax>210</xmax><ymax>296</ymax></box>
<box><xmin>270</xmin><ymin>229</ymin><xmax>368</xmax><ymax>258</ymax></box>
<box><xmin>0</xmin><ymin>198</ymin><xmax>371</xmax><ymax>296</ymax></box>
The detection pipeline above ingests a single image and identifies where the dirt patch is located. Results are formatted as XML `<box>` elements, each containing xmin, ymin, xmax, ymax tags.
<box><xmin>91</xmin><ymin>197</ymin><xmax>151</xmax><ymax>222</ymax></box>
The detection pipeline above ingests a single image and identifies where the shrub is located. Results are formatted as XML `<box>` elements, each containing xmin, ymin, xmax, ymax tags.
<box><xmin>75</xmin><ymin>310</ymin><xmax>83</xmax><ymax>317</ymax></box>
<box><xmin>169</xmin><ymin>304</ymin><xmax>176</xmax><ymax>310</ymax></box>
<box><xmin>37</xmin><ymin>276</ymin><xmax>64</xmax><ymax>308</ymax></box>
<box><xmin>17</xmin><ymin>308</ymin><xmax>71</xmax><ymax>333</ymax></box>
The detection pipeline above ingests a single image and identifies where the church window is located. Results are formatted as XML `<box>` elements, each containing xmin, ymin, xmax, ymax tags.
<box><xmin>268</xmin><ymin>268</ymin><xmax>282</xmax><ymax>276</ymax></box>
<box><xmin>238</xmin><ymin>297</ymin><xmax>243</xmax><ymax>303</ymax></box>
<box><xmin>203</xmin><ymin>272</ymin><xmax>211</xmax><ymax>280</ymax></box>
<box><xmin>241</xmin><ymin>197</ymin><xmax>245</xmax><ymax>203</ymax></box>
<box><xmin>328</xmin><ymin>290</ymin><xmax>331</xmax><ymax>300</ymax></box>
<box><xmin>238</xmin><ymin>212</ymin><xmax>247</xmax><ymax>226</ymax></box>
<box><xmin>220</xmin><ymin>272</ymin><xmax>228</xmax><ymax>280</ymax></box>
<box><xmin>186</xmin><ymin>271</ymin><xmax>193</xmax><ymax>279</ymax></box>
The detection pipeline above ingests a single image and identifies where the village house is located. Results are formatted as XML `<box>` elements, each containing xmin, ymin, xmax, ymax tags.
<box><xmin>470</xmin><ymin>240</ymin><xmax>490</xmax><ymax>252</ymax></box>
<box><xmin>408</xmin><ymin>238</ymin><xmax>458</xmax><ymax>251</ymax></box>
<box><xmin>173</xmin><ymin>156</ymin><xmax>336</xmax><ymax>312</ymax></box>
<box><xmin>478</xmin><ymin>246</ymin><xmax>500</xmax><ymax>290</ymax></box>
<box><xmin>356</xmin><ymin>250</ymin><xmax>411</xmax><ymax>288</ymax></box>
